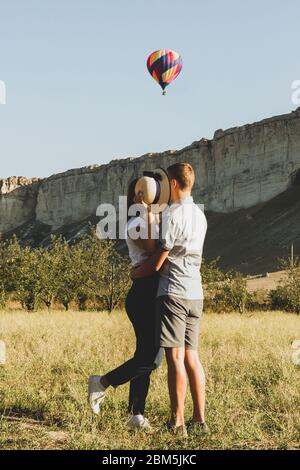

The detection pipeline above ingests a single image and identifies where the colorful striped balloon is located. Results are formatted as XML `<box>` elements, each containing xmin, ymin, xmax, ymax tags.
<box><xmin>147</xmin><ymin>49</ymin><xmax>182</xmax><ymax>95</ymax></box>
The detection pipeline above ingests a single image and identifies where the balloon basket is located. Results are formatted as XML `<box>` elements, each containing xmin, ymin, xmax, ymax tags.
<box><xmin>162</xmin><ymin>91</ymin><xmax>166</xmax><ymax>96</ymax></box>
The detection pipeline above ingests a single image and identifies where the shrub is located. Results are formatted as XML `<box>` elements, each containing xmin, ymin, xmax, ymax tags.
<box><xmin>202</xmin><ymin>258</ymin><xmax>250</xmax><ymax>313</ymax></box>
<box><xmin>211</xmin><ymin>273</ymin><xmax>250</xmax><ymax>313</ymax></box>
<box><xmin>269</xmin><ymin>257</ymin><xmax>300</xmax><ymax>314</ymax></box>
<box><xmin>201</xmin><ymin>257</ymin><xmax>225</xmax><ymax>284</ymax></box>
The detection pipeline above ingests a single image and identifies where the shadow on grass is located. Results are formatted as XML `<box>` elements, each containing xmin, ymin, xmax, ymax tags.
<box><xmin>0</xmin><ymin>407</ymin><xmax>64</xmax><ymax>427</ymax></box>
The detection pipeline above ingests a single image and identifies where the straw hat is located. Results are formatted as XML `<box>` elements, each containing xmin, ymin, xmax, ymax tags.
<box><xmin>135</xmin><ymin>168</ymin><xmax>171</xmax><ymax>213</ymax></box>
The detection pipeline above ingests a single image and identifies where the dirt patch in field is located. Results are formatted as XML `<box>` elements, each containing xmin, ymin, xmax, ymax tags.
<box><xmin>246</xmin><ymin>270</ymin><xmax>287</xmax><ymax>293</ymax></box>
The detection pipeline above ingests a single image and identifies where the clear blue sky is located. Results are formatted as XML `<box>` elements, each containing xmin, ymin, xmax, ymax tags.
<box><xmin>0</xmin><ymin>0</ymin><xmax>299</xmax><ymax>179</ymax></box>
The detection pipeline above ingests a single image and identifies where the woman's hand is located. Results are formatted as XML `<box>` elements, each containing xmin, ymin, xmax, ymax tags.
<box><xmin>135</xmin><ymin>191</ymin><xmax>152</xmax><ymax>213</ymax></box>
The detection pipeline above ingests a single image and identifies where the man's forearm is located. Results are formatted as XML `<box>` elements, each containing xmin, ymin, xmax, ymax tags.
<box><xmin>131</xmin><ymin>248</ymin><xmax>169</xmax><ymax>279</ymax></box>
<box><xmin>131</xmin><ymin>259</ymin><xmax>157</xmax><ymax>279</ymax></box>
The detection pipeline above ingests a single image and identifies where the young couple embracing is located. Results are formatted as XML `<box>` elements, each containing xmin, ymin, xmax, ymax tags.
<box><xmin>88</xmin><ymin>162</ymin><xmax>208</xmax><ymax>437</ymax></box>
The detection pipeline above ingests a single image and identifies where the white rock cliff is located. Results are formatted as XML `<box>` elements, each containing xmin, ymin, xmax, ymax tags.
<box><xmin>1</xmin><ymin>108</ymin><xmax>300</xmax><ymax>233</ymax></box>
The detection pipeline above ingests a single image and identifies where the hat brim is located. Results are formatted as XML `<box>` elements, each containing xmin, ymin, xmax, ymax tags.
<box><xmin>151</xmin><ymin>168</ymin><xmax>171</xmax><ymax>213</ymax></box>
<box><xmin>134</xmin><ymin>167</ymin><xmax>171</xmax><ymax>214</ymax></box>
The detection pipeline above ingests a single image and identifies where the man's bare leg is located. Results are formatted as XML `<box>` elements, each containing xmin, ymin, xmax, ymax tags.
<box><xmin>165</xmin><ymin>347</ymin><xmax>187</xmax><ymax>426</ymax></box>
<box><xmin>184</xmin><ymin>349</ymin><xmax>205</xmax><ymax>423</ymax></box>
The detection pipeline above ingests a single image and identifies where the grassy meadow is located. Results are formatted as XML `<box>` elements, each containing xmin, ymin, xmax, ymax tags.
<box><xmin>0</xmin><ymin>309</ymin><xmax>300</xmax><ymax>450</ymax></box>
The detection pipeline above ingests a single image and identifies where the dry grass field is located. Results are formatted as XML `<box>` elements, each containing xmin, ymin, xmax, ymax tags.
<box><xmin>0</xmin><ymin>309</ymin><xmax>300</xmax><ymax>450</ymax></box>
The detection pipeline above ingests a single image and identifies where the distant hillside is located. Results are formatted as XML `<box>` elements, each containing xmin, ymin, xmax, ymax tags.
<box><xmin>204</xmin><ymin>184</ymin><xmax>300</xmax><ymax>274</ymax></box>
<box><xmin>3</xmin><ymin>183</ymin><xmax>300</xmax><ymax>276</ymax></box>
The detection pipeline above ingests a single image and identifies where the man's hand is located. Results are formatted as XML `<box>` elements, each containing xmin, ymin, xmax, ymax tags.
<box><xmin>130</xmin><ymin>266</ymin><xmax>139</xmax><ymax>279</ymax></box>
<box><xmin>130</xmin><ymin>248</ymin><xmax>169</xmax><ymax>279</ymax></box>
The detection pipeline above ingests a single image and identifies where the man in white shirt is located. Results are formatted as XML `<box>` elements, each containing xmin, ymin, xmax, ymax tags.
<box><xmin>132</xmin><ymin>163</ymin><xmax>208</xmax><ymax>437</ymax></box>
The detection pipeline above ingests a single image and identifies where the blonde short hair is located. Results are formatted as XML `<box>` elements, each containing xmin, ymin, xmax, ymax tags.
<box><xmin>167</xmin><ymin>163</ymin><xmax>195</xmax><ymax>190</ymax></box>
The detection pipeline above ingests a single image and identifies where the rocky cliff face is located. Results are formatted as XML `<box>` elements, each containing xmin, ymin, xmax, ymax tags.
<box><xmin>0</xmin><ymin>177</ymin><xmax>41</xmax><ymax>233</ymax></box>
<box><xmin>1</xmin><ymin>107</ymin><xmax>300</xmax><ymax>235</ymax></box>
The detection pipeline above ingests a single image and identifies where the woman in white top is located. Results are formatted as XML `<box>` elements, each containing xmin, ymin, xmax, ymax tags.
<box><xmin>90</xmin><ymin>178</ymin><xmax>163</xmax><ymax>431</ymax></box>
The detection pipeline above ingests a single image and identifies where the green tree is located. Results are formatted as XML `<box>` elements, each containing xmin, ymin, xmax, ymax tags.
<box><xmin>100</xmin><ymin>250</ymin><xmax>131</xmax><ymax>312</ymax></box>
<box><xmin>37</xmin><ymin>236</ymin><xmax>65</xmax><ymax>310</ymax></box>
<box><xmin>55</xmin><ymin>241</ymin><xmax>78</xmax><ymax>311</ymax></box>
<box><xmin>0</xmin><ymin>236</ymin><xmax>10</xmax><ymax>307</ymax></box>
<box><xmin>14</xmin><ymin>246</ymin><xmax>41</xmax><ymax>311</ymax></box>
<box><xmin>65</xmin><ymin>231</ymin><xmax>114</xmax><ymax>311</ymax></box>
<box><xmin>0</xmin><ymin>229</ymin><xmax>131</xmax><ymax>312</ymax></box>
<box><xmin>0</xmin><ymin>235</ymin><xmax>23</xmax><ymax>308</ymax></box>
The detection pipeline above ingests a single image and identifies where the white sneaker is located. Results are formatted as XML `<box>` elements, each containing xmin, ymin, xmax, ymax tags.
<box><xmin>88</xmin><ymin>375</ymin><xmax>106</xmax><ymax>415</ymax></box>
<box><xmin>127</xmin><ymin>414</ymin><xmax>151</xmax><ymax>431</ymax></box>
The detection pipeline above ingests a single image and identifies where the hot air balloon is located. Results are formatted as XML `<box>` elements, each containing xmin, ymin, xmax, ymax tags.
<box><xmin>147</xmin><ymin>49</ymin><xmax>182</xmax><ymax>95</ymax></box>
